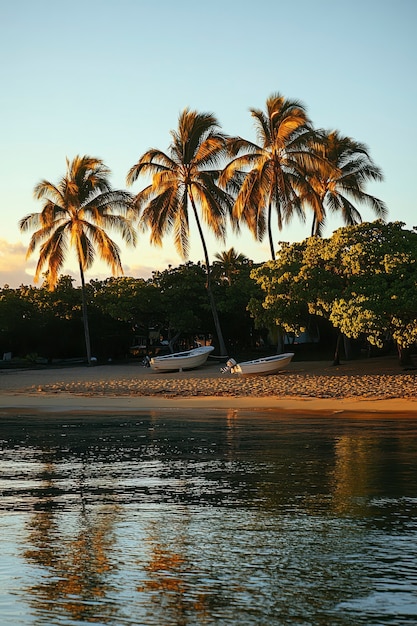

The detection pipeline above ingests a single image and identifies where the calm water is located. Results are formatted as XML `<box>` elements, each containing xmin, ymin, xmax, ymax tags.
<box><xmin>1</xmin><ymin>410</ymin><xmax>417</xmax><ymax>625</ymax></box>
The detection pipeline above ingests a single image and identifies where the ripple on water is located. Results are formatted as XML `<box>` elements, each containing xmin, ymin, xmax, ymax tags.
<box><xmin>1</xmin><ymin>412</ymin><xmax>417</xmax><ymax>625</ymax></box>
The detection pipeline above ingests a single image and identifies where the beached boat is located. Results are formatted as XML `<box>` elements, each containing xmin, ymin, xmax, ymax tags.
<box><xmin>221</xmin><ymin>352</ymin><xmax>295</xmax><ymax>377</ymax></box>
<box><xmin>150</xmin><ymin>345</ymin><xmax>215</xmax><ymax>372</ymax></box>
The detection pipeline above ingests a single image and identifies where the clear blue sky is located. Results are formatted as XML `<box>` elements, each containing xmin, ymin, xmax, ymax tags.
<box><xmin>1</xmin><ymin>0</ymin><xmax>416</xmax><ymax>287</ymax></box>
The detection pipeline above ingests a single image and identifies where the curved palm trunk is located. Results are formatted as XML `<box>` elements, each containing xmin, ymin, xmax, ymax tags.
<box><xmin>189</xmin><ymin>194</ymin><xmax>228</xmax><ymax>357</ymax></box>
<box><xmin>267</xmin><ymin>196</ymin><xmax>285</xmax><ymax>348</ymax></box>
<box><xmin>311</xmin><ymin>192</ymin><xmax>326</xmax><ymax>236</ymax></box>
<box><xmin>79</xmin><ymin>264</ymin><xmax>92</xmax><ymax>365</ymax></box>
<box><xmin>267</xmin><ymin>201</ymin><xmax>275</xmax><ymax>260</ymax></box>
<box><xmin>311</xmin><ymin>215</ymin><xmax>317</xmax><ymax>237</ymax></box>
<box><xmin>333</xmin><ymin>330</ymin><xmax>342</xmax><ymax>366</ymax></box>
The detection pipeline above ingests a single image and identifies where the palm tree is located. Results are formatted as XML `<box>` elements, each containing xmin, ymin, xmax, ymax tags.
<box><xmin>220</xmin><ymin>92</ymin><xmax>322</xmax><ymax>260</ymax></box>
<box><xmin>213</xmin><ymin>247</ymin><xmax>249</xmax><ymax>285</ymax></box>
<box><xmin>304</xmin><ymin>130</ymin><xmax>387</xmax><ymax>236</ymax></box>
<box><xmin>126</xmin><ymin>108</ymin><xmax>234</xmax><ymax>356</ymax></box>
<box><xmin>19</xmin><ymin>155</ymin><xmax>136</xmax><ymax>364</ymax></box>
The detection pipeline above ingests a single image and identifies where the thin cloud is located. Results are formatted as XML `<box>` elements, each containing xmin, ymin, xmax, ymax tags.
<box><xmin>0</xmin><ymin>239</ymin><xmax>35</xmax><ymax>287</ymax></box>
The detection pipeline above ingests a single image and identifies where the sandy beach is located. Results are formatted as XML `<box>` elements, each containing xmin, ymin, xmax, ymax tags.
<box><xmin>0</xmin><ymin>355</ymin><xmax>416</xmax><ymax>415</ymax></box>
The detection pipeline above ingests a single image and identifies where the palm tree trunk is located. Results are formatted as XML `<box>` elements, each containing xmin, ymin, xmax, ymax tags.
<box><xmin>189</xmin><ymin>194</ymin><xmax>228</xmax><ymax>356</ymax></box>
<box><xmin>311</xmin><ymin>215</ymin><xmax>317</xmax><ymax>237</ymax></box>
<box><xmin>397</xmin><ymin>343</ymin><xmax>413</xmax><ymax>367</ymax></box>
<box><xmin>206</xmin><ymin>281</ymin><xmax>227</xmax><ymax>355</ymax></box>
<box><xmin>267</xmin><ymin>202</ymin><xmax>275</xmax><ymax>260</ymax></box>
<box><xmin>333</xmin><ymin>331</ymin><xmax>342</xmax><ymax>366</ymax></box>
<box><xmin>79</xmin><ymin>264</ymin><xmax>92</xmax><ymax>365</ymax></box>
<box><xmin>276</xmin><ymin>327</ymin><xmax>284</xmax><ymax>353</ymax></box>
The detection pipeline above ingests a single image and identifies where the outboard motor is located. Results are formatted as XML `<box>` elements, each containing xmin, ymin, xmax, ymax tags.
<box><xmin>220</xmin><ymin>358</ymin><xmax>237</xmax><ymax>374</ymax></box>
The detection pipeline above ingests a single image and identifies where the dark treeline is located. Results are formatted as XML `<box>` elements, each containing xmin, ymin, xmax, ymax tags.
<box><xmin>0</xmin><ymin>256</ymin><xmax>279</xmax><ymax>364</ymax></box>
<box><xmin>7</xmin><ymin>219</ymin><xmax>417</xmax><ymax>366</ymax></box>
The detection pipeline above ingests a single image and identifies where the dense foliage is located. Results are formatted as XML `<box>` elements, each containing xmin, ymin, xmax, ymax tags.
<box><xmin>4</xmin><ymin>223</ymin><xmax>417</xmax><ymax>365</ymax></box>
<box><xmin>0</xmin><ymin>259</ymin><xmax>263</xmax><ymax>362</ymax></box>
<box><xmin>249</xmin><ymin>221</ymin><xmax>417</xmax><ymax>362</ymax></box>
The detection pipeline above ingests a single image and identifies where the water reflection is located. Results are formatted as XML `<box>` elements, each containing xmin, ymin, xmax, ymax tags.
<box><xmin>332</xmin><ymin>427</ymin><xmax>417</xmax><ymax>525</ymax></box>
<box><xmin>1</xmin><ymin>411</ymin><xmax>417</xmax><ymax>625</ymax></box>
<box><xmin>24</xmin><ymin>504</ymin><xmax>121</xmax><ymax>623</ymax></box>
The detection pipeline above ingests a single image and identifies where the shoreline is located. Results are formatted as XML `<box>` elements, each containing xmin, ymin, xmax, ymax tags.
<box><xmin>0</xmin><ymin>393</ymin><xmax>415</xmax><ymax>416</ymax></box>
<box><xmin>1</xmin><ymin>355</ymin><xmax>416</xmax><ymax>416</ymax></box>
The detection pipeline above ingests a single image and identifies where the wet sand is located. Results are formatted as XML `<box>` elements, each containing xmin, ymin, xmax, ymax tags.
<box><xmin>0</xmin><ymin>355</ymin><xmax>416</xmax><ymax>415</ymax></box>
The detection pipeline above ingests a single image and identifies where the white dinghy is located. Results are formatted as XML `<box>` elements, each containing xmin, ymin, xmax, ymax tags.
<box><xmin>221</xmin><ymin>352</ymin><xmax>294</xmax><ymax>377</ymax></box>
<box><xmin>150</xmin><ymin>345</ymin><xmax>214</xmax><ymax>372</ymax></box>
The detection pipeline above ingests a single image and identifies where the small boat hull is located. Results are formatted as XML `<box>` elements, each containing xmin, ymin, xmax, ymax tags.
<box><xmin>150</xmin><ymin>346</ymin><xmax>214</xmax><ymax>372</ymax></box>
<box><xmin>229</xmin><ymin>352</ymin><xmax>294</xmax><ymax>377</ymax></box>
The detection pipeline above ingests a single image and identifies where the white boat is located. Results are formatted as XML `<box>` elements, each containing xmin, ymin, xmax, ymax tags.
<box><xmin>222</xmin><ymin>352</ymin><xmax>295</xmax><ymax>377</ymax></box>
<box><xmin>150</xmin><ymin>345</ymin><xmax>215</xmax><ymax>372</ymax></box>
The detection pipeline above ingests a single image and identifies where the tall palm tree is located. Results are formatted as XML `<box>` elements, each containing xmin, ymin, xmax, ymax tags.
<box><xmin>304</xmin><ymin>130</ymin><xmax>387</xmax><ymax>236</ymax></box>
<box><xmin>19</xmin><ymin>155</ymin><xmax>136</xmax><ymax>364</ymax></box>
<box><xmin>220</xmin><ymin>92</ymin><xmax>322</xmax><ymax>260</ymax></box>
<box><xmin>126</xmin><ymin>108</ymin><xmax>234</xmax><ymax>356</ymax></box>
<box><xmin>213</xmin><ymin>247</ymin><xmax>249</xmax><ymax>285</ymax></box>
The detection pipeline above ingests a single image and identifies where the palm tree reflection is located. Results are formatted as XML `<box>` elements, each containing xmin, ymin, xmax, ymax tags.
<box><xmin>332</xmin><ymin>436</ymin><xmax>377</xmax><ymax>515</ymax></box>
<box><xmin>331</xmin><ymin>428</ymin><xmax>416</xmax><ymax>524</ymax></box>
<box><xmin>137</xmin><ymin>517</ymin><xmax>210</xmax><ymax>624</ymax></box>
<box><xmin>22</xmin><ymin>454</ymin><xmax>121</xmax><ymax>624</ymax></box>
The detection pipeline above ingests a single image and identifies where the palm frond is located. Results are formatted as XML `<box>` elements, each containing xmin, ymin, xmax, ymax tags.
<box><xmin>174</xmin><ymin>109</ymin><xmax>220</xmax><ymax>164</ymax></box>
<box><xmin>132</xmin><ymin>184</ymin><xmax>155</xmax><ymax>215</ymax></box>
<box><xmin>226</xmin><ymin>136</ymin><xmax>261</xmax><ymax>157</ymax></box>
<box><xmin>82</xmin><ymin>190</ymin><xmax>134</xmax><ymax>222</ymax></box>
<box><xmin>34</xmin><ymin>225</ymin><xmax>68</xmax><ymax>287</ymax></box>
<box><xmin>85</xmin><ymin>225</ymin><xmax>123</xmax><ymax>275</ymax></box>
<box><xmin>193</xmin><ymin>133</ymin><xmax>228</xmax><ymax>169</ymax></box>
<box><xmin>219</xmin><ymin>169</ymin><xmax>248</xmax><ymax>198</ymax></box>
<box><xmin>73</xmin><ymin>227</ymin><xmax>95</xmax><ymax>271</ymax></box>
<box><xmin>97</xmin><ymin>214</ymin><xmax>138</xmax><ymax>246</ymax></box>
<box><xmin>33</xmin><ymin>180</ymin><xmax>64</xmax><ymax>204</ymax></box>
<box><xmin>172</xmin><ymin>193</ymin><xmax>190</xmax><ymax>258</ymax></box>
<box><xmin>22</xmin><ymin>155</ymin><xmax>135</xmax><ymax>287</ymax></box>
<box><xmin>38</xmin><ymin>201</ymin><xmax>69</xmax><ymax>227</ymax></box>
<box><xmin>140</xmin><ymin>186</ymin><xmax>182</xmax><ymax>246</ymax></box>
<box><xmin>192</xmin><ymin>184</ymin><xmax>227</xmax><ymax>241</ymax></box>
<box><xmin>19</xmin><ymin>212</ymin><xmax>42</xmax><ymax>232</ymax></box>
<box><xmin>126</xmin><ymin>149</ymin><xmax>175</xmax><ymax>185</ymax></box>
<box><xmin>232</xmin><ymin>169</ymin><xmax>267</xmax><ymax>240</ymax></box>
<box><xmin>25</xmin><ymin>221</ymin><xmax>67</xmax><ymax>258</ymax></box>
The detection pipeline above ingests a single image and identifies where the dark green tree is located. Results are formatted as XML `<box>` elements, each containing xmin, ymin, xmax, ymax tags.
<box><xmin>0</xmin><ymin>285</ymin><xmax>40</xmax><ymax>358</ymax></box>
<box><xmin>151</xmin><ymin>262</ymin><xmax>210</xmax><ymax>350</ymax></box>
<box><xmin>213</xmin><ymin>247</ymin><xmax>249</xmax><ymax>285</ymax></box>
<box><xmin>91</xmin><ymin>276</ymin><xmax>163</xmax><ymax>355</ymax></box>
<box><xmin>249</xmin><ymin>221</ymin><xmax>417</xmax><ymax>365</ymax></box>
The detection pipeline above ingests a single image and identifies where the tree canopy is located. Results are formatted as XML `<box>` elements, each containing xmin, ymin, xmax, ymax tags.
<box><xmin>302</xmin><ymin>130</ymin><xmax>387</xmax><ymax>236</ymax></box>
<box><xmin>249</xmin><ymin>221</ymin><xmax>417</xmax><ymax>360</ymax></box>
<box><xmin>220</xmin><ymin>93</ymin><xmax>317</xmax><ymax>259</ymax></box>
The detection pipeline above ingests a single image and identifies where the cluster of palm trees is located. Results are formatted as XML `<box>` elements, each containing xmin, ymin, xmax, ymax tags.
<box><xmin>19</xmin><ymin>92</ymin><xmax>387</xmax><ymax>361</ymax></box>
